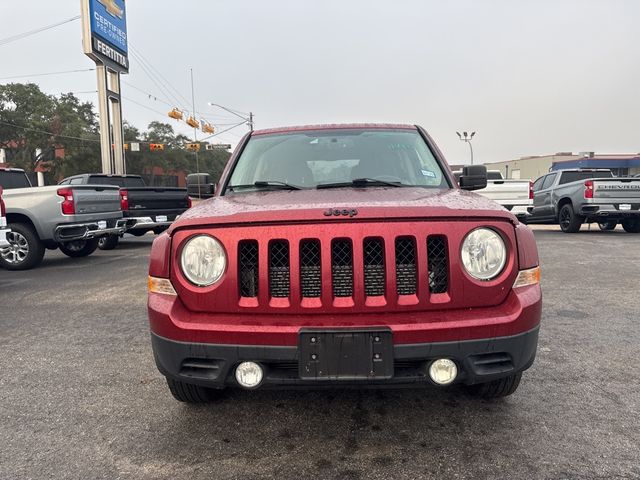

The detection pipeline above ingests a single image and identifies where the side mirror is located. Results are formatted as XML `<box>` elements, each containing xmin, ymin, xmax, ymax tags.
<box><xmin>459</xmin><ymin>165</ymin><xmax>487</xmax><ymax>191</ymax></box>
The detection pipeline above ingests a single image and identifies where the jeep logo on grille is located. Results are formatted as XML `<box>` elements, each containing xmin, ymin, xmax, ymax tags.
<box><xmin>324</xmin><ymin>208</ymin><xmax>358</xmax><ymax>217</ymax></box>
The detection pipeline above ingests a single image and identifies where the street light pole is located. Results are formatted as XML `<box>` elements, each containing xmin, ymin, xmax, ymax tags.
<box><xmin>456</xmin><ymin>131</ymin><xmax>476</xmax><ymax>165</ymax></box>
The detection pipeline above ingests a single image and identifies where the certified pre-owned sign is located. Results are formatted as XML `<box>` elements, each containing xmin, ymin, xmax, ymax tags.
<box><xmin>82</xmin><ymin>0</ymin><xmax>128</xmax><ymax>73</ymax></box>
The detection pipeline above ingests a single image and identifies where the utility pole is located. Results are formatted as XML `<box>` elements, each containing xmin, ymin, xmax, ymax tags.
<box><xmin>248</xmin><ymin>112</ymin><xmax>254</xmax><ymax>132</ymax></box>
<box><xmin>456</xmin><ymin>131</ymin><xmax>476</xmax><ymax>165</ymax></box>
<box><xmin>190</xmin><ymin>68</ymin><xmax>201</xmax><ymax>197</ymax></box>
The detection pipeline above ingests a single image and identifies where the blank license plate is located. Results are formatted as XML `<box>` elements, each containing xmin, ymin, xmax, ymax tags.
<box><xmin>619</xmin><ymin>204</ymin><xmax>631</xmax><ymax>211</ymax></box>
<box><xmin>298</xmin><ymin>329</ymin><xmax>393</xmax><ymax>380</ymax></box>
<box><xmin>156</xmin><ymin>215</ymin><xmax>168</xmax><ymax>222</ymax></box>
<box><xmin>97</xmin><ymin>221</ymin><xmax>107</xmax><ymax>229</ymax></box>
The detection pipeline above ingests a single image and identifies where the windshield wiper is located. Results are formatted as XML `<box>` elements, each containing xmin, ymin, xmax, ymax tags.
<box><xmin>228</xmin><ymin>180</ymin><xmax>303</xmax><ymax>191</ymax></box>
<box><xmin>317</xmin><ymin>178</ymin><xmax>408</xmax><ymax>189</ymax></box>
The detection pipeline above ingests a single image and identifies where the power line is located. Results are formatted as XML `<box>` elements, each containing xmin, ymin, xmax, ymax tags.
<box><xmin>121</xmin><ymin>96</ymin><xmax>169</xmax><ymax>117</ymax></box>
<box><xmin>0</xmin><ymin>68</ymin><xmax>95</xmax><ymax>81</ymax></box>
<box><xmin>200</xmin><ymin>121</ymin><xmax>248</xmax><ymax>142</ymax></box>
<box><xmin>0</xmin><ymin>15</ymin><xmax>81</xmax><ymax>47</ymax></box>
<box><xmin>0</xmin><ymin>119</ymin><xmax>100</xmax><ymax>143</ymax></box>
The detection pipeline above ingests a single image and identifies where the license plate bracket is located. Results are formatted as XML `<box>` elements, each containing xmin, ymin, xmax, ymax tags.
<box><xmin>619</xmin><ymin>204</ymin><xmax>632</xmax><ymax>211</ymax></box>
<box><xmin>298</xmin><ymin>329</ymin><xmax>394</xmax><ymax>380</ymax></box>
<box><xmin>156</xmin><ymin>215</ymin><xmax>168</xmax><ymax>222</ymax></box>
<box><xmin>97</xmin><ymin>221</ymin><xmax>107</xmax><ymax>230</ymax></box>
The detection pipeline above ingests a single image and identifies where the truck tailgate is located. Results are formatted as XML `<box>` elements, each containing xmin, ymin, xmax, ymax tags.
<box><xmin>593</xmin><ymin>178</ymin><xmax>640</xmax><ymax>202</ymax></box>
<box><xmin>71</xmin><ymin>186</ymin><xmax>121</xmax><ymax>214</ymax></box>
<box><xmin>478</xmin><ymin>180</ymin><xmax>531</xmax><ymax>205</ymax></box>
<box><xmin>125</xmin><ymin>188</ymin><xmax>189</xmax><ymax>213</ymax></box>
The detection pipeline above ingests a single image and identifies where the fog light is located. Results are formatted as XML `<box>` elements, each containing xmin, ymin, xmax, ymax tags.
<box><xmin>429</xmin><ymin>359</ymin><xmax>458</xmax><ymax>385</ymax></box>
<box><xmin>235</xmin><ymin>361</ymin><xmax>264</xmax><ymax>389</ymax></box>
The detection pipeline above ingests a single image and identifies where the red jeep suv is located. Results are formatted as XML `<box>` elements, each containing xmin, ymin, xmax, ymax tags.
<box><xmin>148</xmin><ymin>124</ymin><xmax>541</xmax><ymax>402</ymax></box>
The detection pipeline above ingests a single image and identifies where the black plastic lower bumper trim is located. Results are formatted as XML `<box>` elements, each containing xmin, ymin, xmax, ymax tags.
<box><xmin>151</xmin><ymin>326</ymin><xmax>539</xmax><ymax>389</ymax></box>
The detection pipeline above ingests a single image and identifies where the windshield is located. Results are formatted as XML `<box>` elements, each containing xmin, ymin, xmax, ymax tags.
<box><xmin>225</xmin><ymin>129</ymin><xmax>450</xmax><ymax>193</ymax></box>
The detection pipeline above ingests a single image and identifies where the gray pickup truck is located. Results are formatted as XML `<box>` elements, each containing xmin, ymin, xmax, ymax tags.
<box><xmin>528</xmin><ymin>169</ymin><xmax>640</xmax><ymax>232</ymax></box>
<box><xmin>0</xmin><ymin>167</ymin><xmax>127</xmax><ymax>270</ymax></box>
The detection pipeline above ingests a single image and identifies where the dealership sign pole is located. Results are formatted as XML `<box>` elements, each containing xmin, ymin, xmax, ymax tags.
<box><xmin>81</xmin><ymin>0</ymin><xmax>129</xmax><ymax>175</ymax></box>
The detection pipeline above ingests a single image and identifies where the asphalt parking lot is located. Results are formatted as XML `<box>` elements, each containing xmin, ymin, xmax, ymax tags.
<box><xmin>1</xmin><ymin>228</ymin><xmax>639</xmax><ymax>480</ymax></box>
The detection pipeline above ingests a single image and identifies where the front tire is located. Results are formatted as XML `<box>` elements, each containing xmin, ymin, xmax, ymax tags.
<box><xmin>0</xmin><ymin>223</ymin><xmax>45</xmax><ymax>270</ymax></box>
<box><xmin>166</xmin><ymin>378</ymin><xmax>219</xmax><ymax>403</ymax></box>
<box><xmin>59</xmin><ymin>239</ymin><xmax>99</xmax><ymax>258</ymax></box>
<box><xmin>467</xmin><ymin>372</ymin><xmax>522</xmax><ymax>399</ymax></box>
<box><xmin>598</xmin><ymin>221</ymin><xmax>617</xmax><ymax>231</ymax></box>
<box><xmin>98</xmin><ymin>235</ymin><xmax>119</xmax><ymax>250</ymax></box>
<box><xmin>558</xmin><ymin>204</ymin><xmax>583</xmax><ymax>233</ymax></box>
<box><xmin>621</xmin><ymin>219</ymin><xmax>640</xmax><ymax>233</ymax></box>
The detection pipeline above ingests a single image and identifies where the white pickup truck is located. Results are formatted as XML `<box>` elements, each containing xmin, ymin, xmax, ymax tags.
<box><xmin>453</xmin><ymin>170</ymin><xmax>532</xmax><ymax>220</ymax></box>
<box><xmin>0</xmin><ymin>187</ymin><xmax>9</xmax><ymax>248</ymax></box>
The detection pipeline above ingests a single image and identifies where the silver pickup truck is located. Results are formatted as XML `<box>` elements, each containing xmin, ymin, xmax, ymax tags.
<box><xmin>0</xmin><ymin>168</ymin><xmax>128</xmax><ymax>270</ymax></box>
<box><xmin>528</xmin><ymin>169</ymin><xmax>640</xmax><ymax>233</ymax></box>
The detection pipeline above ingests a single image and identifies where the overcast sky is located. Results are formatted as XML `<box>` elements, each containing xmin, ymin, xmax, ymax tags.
<box><xmin>2</xmin><ymin>0</ymin><xmax>639</xmax><ymax>164</ymax></box>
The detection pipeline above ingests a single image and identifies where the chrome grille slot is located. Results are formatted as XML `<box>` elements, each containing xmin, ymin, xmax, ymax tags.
<box><xmin>332</xmin><ymin>239</ymin><xmax>353</xmax><ymax>297</ymax></box>
<box><xmin>395</xmin><ymin>237</ymin><xmax>417</xmax><ymax>295</ymax></box>
<box><xmin>364</xmin><ymin>238</ymin><xmax>385</xmax><ymax>296</ymax></box>
<box><xmin>427</xmin><ymin>236</ymin><xmax>448</xmax><ymax>294</ymax></box>
<box><xmin>269</xmin><ymin>240</ymin><xmax>290</xmax><ymax>298</ymax></box>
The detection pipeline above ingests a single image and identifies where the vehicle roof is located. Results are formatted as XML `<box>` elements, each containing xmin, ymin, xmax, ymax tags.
<box><xmin>252</xmin><ymin>123</ymin><xmax>418</xmax><ymax>136</ymax></box>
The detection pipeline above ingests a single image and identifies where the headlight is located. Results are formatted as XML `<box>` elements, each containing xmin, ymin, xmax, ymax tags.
<box><xmin>180</xmin><ymin>235</ymin><xmax>226</xmax><ymax>286</ymax></box>
<box><xmin>461</xmin><ymin>228</ymin><xmax>507</xmax><ymax>281</ymax></box>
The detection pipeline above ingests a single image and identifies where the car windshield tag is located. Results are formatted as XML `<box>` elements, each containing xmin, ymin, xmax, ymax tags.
<box><xmin>619</xmin><ymin>204</ymin><xmax>631</xmax><ymax>211</ymax></box>
<box><xmin>156</xmin><ymin>215</ymin><xmax>168</xmax><ymax>222</ymax></box>
<box><xmin>98</xmin><ymin>221</ymin><xmax>107</xmax><ymax>229</ymax></box>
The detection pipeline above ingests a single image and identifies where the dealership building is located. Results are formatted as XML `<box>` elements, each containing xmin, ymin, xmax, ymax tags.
<box><xmin>485</xmin><ymin>152</ymin><xmax>640</xmax><ymax>180</ymax></box>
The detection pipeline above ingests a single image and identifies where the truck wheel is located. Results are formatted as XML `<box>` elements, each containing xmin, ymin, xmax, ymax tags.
<box><xmin>98</xmin><ymin>235</ymin><xmax>119</xmax><ymax>250</ymax></box>
<box><xmin>166</xmin><ymin>378</ymin><xmax>218</xmax><ymax>403</ymax></box>
<box><xmin>59</xmin><ymin>239</ymin><xmax>100</xmax><ymax>258</ymax></box>
<box><xmin>621</xmin><ymin>219</ymin><xmax>640</xmax><ymax>233</ymax></box>
<box><xmin>128</xmin><ymin>230</ymin><xmax>148</xmax><ymax>237</ymax></box>
<box><xmin>0</xmin><ymin>223</ymin><xmax>45</xmax><ymax>270</ymax></box>
<box><xmin>558</xmin><ymin>204</ymin><xmax>583</xmax><ymax>233</ymax></box>
<box><xmin>467</xmin><ymin>372</ymin><xmax>522</xmax><ymax>399</ymax></box>
<box><xmin>598</xmin><ymin>221</ymin><xmax>617</xmax><ymax>231</ymax></box>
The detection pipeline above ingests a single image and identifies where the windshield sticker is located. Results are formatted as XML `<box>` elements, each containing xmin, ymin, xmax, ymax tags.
<box><xmin>421</xmin><ymin>169</ymin><xmax>436</xmax><ymax>178</ymax></box>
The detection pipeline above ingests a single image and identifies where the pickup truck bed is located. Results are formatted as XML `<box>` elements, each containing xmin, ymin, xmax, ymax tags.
<box><xmin>59</xmin><ymin>174</ymin><xmax>191</xmax><ymax>248</ymax></box>
<box><xmin>529</xmin><ymin>169</ymin><xmax>640</xmax><ymax>232</ymax></box>
<box><xmin>1</xmin><ymin>168</ymin><xmax>125</xmax><ymax>269</ymax></box>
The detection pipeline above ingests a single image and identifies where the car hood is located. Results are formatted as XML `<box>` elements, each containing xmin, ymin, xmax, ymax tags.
<box><xmin>170</xmin><ymin>187</ymin><xmax>515</xmax><ymax>232</ymax></box>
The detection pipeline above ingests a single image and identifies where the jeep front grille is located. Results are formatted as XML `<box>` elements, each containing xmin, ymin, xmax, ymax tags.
<box><xmin>235</xmin><ymin>233</ymin><xmax>451</xmax><ymax>307</ymax></box>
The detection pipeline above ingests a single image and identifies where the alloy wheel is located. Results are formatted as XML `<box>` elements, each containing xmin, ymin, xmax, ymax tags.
<box><xmin>0</xmin><ymin>231</ymin><xmax>30</xmax><ymax>265</ymax></box>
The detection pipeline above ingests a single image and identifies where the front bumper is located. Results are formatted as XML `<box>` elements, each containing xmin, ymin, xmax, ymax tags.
<box><xmin>0</xmin><ymin>227</ymin><xmax>9</xmax><ymax>248</ymax></box>
<box><xmin>54</xmin><ymin>218</ymin><xmax>132</xmax><ymax>242</ymax></box>
<box><xmin>125</xmin><ymin>214</ymin><xmax>180</xmax><ymax>233</ymax></box>
<box><xmin>149</xmin><ymin>285</ymin><xmax>541</xmax><ymax>389</ymax></box>
<box><xmin>151</xmin><ymin>326</ymin><xmax>539</xmax><ymax>388</ymax></box>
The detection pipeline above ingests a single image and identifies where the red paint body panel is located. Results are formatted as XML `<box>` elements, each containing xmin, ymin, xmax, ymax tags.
<box><xmin>148</xmin><ymin>284</ymin><xmax>541</xmax><ymax>346</ymax></box>
<box><xmin>169</xmin><ymin>219</ymin><xmax>519</xmax><ymax>315</ymax></box>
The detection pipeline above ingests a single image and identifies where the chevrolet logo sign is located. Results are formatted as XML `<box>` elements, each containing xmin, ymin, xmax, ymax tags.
<box><xmin>97</xmin><ymin>0</ymin><xmax>124</xmax><ymax>19</ymax></box>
